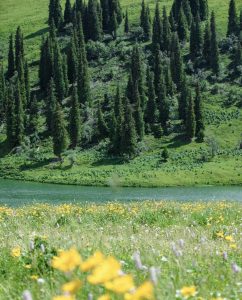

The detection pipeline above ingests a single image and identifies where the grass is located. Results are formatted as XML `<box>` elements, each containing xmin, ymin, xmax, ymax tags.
<box><xmin>0</xmin><ymin>201</ymin><xmax>241</xmax><ymax>299</ymax></box>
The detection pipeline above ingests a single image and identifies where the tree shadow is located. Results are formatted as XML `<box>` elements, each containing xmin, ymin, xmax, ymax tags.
<box><xmin>25</xmin><ymin>27</ymin><xmax>49</xmax><ymax>40</ymax></box>
<box><xmin>92</xmin><ymin>157</ymin><xmax>125</xmax><ymax>167</ymax></box>
<box><xmin>167</xmin><ymin>134</ymin><xmax>190</xmax><ymax>149</ymax></box>
<box><xmin>0</xmin><ymin>140</ymin><xmax>11</xmax><ymax>158</ymax></box>
<box><xmin>20</xmin><ymin>158</ymin><xmax>53</xmax><ymax>171</ymax></box>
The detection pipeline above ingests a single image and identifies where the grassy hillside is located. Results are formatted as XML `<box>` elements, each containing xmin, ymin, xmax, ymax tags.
<box><xmin>0</xmin><ymin>201</ymin><xmax>241</xmax><ymax>299</ymax></box>
<box><xmin>0</xmin><ymin>0</ymin><xmax>241</xmax><ymax>187</ymax></box>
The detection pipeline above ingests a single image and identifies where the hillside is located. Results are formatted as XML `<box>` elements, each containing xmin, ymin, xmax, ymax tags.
<box><xmin>0</xmin><ymin>0</ymin><xmax>241</xmax><ymax>187</ymax></box>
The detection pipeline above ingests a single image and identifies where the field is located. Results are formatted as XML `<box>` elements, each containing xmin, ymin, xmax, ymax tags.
<box><xmin>0</xmin><ymin>201</ymin><xmax>241</xmax><ymax>299</ymax></box>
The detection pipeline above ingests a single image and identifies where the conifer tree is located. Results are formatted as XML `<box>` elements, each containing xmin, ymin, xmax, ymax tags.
<box><xmin>69</xmin><ymin>86</ymin><xmax>81</xmax><ymax>148</ymax></box>
<box><xmin>233</xmin><ymin>41</ymin><xmax>242</xmax><ymax>75</ymax></box>
<box><xmin>153</xmin><ymin>44</ymin><xmax>163</xmax><ymax>96</ymax></box>
<box><xmin>240</xmin><ymin>10</ymin><xmax>242</xmax><ymax>33</ymax></box>
<box><xmin>124</xmin><ymin>9</ymin><xmax>129</xmax><ymax>33</ymax></box>
<box><xmin>162</xmin><ymin>7</ymin><xmax>171</xmax><ymax>52</ymax></box>
<box><xmin>194</xmin><ymin>83</ymin><xmax>205</xmax><ymax>141</ymax></box>
<box><xmin>114</xmin><ymin>86</ymin><xmax>121</xmax><ymax>118</ymax></box>
<box><xmin>227</xmin><ymin>0</ymin><xmax>238</xmax><ymax>37</ymax></box>
<box><xmin>210</xmin><ymin>11</ymin><xmax>220</xmax><ymax>75</ymax></box>
<box><xmin>186</xmin><ymin>91</ymin><xmax>196</xmax><ymax>140</ymax></box>
<box><xmin>62</xmin><ymin>54</ymin><xmax>69</xmax><ymax>97</ymax></box>
<box><xmin>0</xmin><ymin>64</ymin><xmax>5</xmax><ymax>118</ymax></box>
<box><xmin>28</xmin><ymin>95</ymin><xmax>39</xmax><ymax>136</ymax></box>
<box><xmin>7</xmin><ymin>34</ymin><xmax>15</xmax><ymax>79</ymax></box>
<box><xmin>164</xmin><ymin>63</ymin><xmax>174</xmax><ymax>96</ymax></box>
<box><xmin>203</xmin><ymin>21</ymin><xmax>211</xmax><ymax>66</ymax></box>
<box><xmin>39</xmin><ymin>36</ymin><xmax>54</xmax><ymax>91</ymax></box>
<box><xmin>48</xmin><ymin>0</ymin><xmax>63</xmax><ymax>29</ymax></box>
<box><xmin>179</xmin><ymin>76</ymin><xmax>189</xmax><ymax>123</ymax></box>
<box><xmin>122</xmin><ymin>98</ymin><xmax>137</xmax><ymax>156</ymax></box>
<box><xmin>110</xmin><ymin>11</ymin><xmax>118</xmax><ymax>39</ymax></box>
<box><xmin>52</xmin><ymin>101</ymin><xmax>69</xmax><ymax>159</ymax></box>
<box><xmin>152</xmin><ymin>3</ymin><xmax>163</xmax><ymax>50</ymax></box>
<box><xmin>140</xmin><ymin>1</ymin><xmax>151</xmax><ymax>41</ymax></box>
<box><xmin>171</xmin><ymin>0</ymin><xmax>182</xmax><ymax>21</ymax></box>
<box><xmin>199</xmin><ymin>0</ymin><xmax>209</xmax><ymax>21</ymax></box>
<box><xmin>157</xmin><ymin>79</ymin><xmax>169</xmax><ymax>132</ymax></box>
<box><xmin>133</xmin><ymin>82</ymin><xmax>144</xmax><ymax>141</ymax></box>
<box><xmin>46</xmin><ymin>78</ymin><xmax>57</xmax><ymax>134</ymax></box>
<box><xmin>169</xmin><ymin>12</ymin><xmax>176</xmax><ymax>32</ymax></box>
<box><xmin>48</xmin><ymin>0</ymin><xmax>56</xmax><ymax>26</ymax></box>
<box><xmin>6</xmin><ymin>86</ymin><xmax>16</xmax><ymax>148</ymax></box>
<box><xmin>97</xmin><ymin>100</ymin><xmax>108</xmax><ymax>140</ymax></box>
<box><xmin>87</xmin><ymin>0</ymin><xmax>102</xmax><ymax>41</ymax></box>
<box><xmin>140</xmin><ymin>0</ymin><xmax>146</xmax><ymax>29</ymax></box>
<box><xmin>67</xmin><ymin>33</ymin><xmax>78</xmax><ymax>83</ymax></box>
<box><xmin>113</xmin><ymin>87</ymin><xmax>124</xmax><ymax>153</ymax></box>
<box><xmin>109</xmin><ymin>0</ymin><xmax>122</xmax><ymax>24</ymax></box>
<box><xmin>189</xmin><ymin>0</ymin><xmax>200</xmax><ymax>17</ymax></box>
<box><xmin>64</xmin><ymin>0</ymin><xmax>72</xmax><ymax>24</ymax></box>
<box><xmin>182</xmin><ymin>0</ymin><xmax>193</xmax><ymax>28</ymax></box>
<box><xmin>17</xmin><ymin>58</ymin><xmax>27</xmax><ymax>108</ymax></box>
<box><xmin>53</xmin><ymin>44</ymin><xmax>65</xmax><ymax>102</ymax></box>
<box><xmin>14</xmin><ymin>79</ymin><xmax>25</xmax><ymax>146</ymax></box>
<box><xmin>170</xmin><ymin>33</ymin><xmax>184</xmax><ymax>92</ymax></box>
<box><xmin>15</xmin><ymin>26</ymin><xmax>24</xmax><ymax>72</ymax></box>
<box><xmin>145</xmin><ymin>68</ymin><xmax>157</xmax><ymax>127</ymax></box>
<box><xmin>24</xmin><ymin>61</ymin><xmax>30</xmax><ymax>107</ymax></box>
<box><xmin>100</xmin><ymin>0</ymin><xmax>110</xmax><ymax>31</ymax></box>
<box><xmin>190</xmin><ymin>15</ymin><xmax>203</xmax><ymax>59</ymax></box>
<box><xmin>177</xmin><ymin>7</ymin><xmax>188</xmax><ymax>42</ymax></box>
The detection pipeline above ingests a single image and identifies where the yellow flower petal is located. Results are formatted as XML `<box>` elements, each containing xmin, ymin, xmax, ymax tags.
<box><xmin>52</xmin><ymin>248</ymin><xmax>82</xmax><ymax>272</ymax></box>
<box><xmin>80</xmin><ymin>251</ymin><xmax>105</xmax><ymax>272</ymax></box>
<box><xmin>97</xmin><ymin>294</ymin><xmax>111</xmax><ymax>300</ymax></box>
<box><xmin>105</xmin><ymin>275</ymin><xmax>135</xmax><ymax>294</ymax></box>
<box><xmin>180</xmin><ymin>286</ymin><xmax>197</xmax><ymax>298</ymax></box>
<box><xmin>124</xmin><ymin>281</ymin><xmax>154</xmax><ymax>300</ymax></box>
<box><xmin>11</xmin><ymin>246</ymin><xmax>21</xmax><ymax>258</ymax></box>
<box><xmin>61</xmin><ymin>279</ymin><xmax>82</xmax><ymax>294</ymax></box>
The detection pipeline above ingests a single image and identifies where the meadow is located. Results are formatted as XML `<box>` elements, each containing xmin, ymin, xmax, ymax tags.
<box><xmin>0</xmin><ymin>201</ymin><xmax>241</xmax><ymax>299</ymax></box>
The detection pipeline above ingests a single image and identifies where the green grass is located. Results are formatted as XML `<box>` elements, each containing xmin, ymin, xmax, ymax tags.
<box><xmin>0</xmin><ymin>201</ymin><xmax>241</xmax><ymax>299</ymax></box>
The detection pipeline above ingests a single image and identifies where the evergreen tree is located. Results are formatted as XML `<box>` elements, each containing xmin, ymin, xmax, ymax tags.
<box><xmin>15</xmin><ymin>26</ymin><xmax>24</xmax><ymax>72</ymax></box>
<box><xmin>140</xmin><ymin>0</ymin><xmax>146</xmax><ymax>29</ymax></box>
<box><xmin>199</xmin><ymin>0</ymin><xmax>209</xmax><ymax>21</ymax></box>
<box><xmin>177</xmin><ymin>7</ymin><xmax>188</xmax><ymax>42</ymax></box>
<box><xmin>179</xmin><ymin>76</ymin><xmax>189</xmax><ymax>122</ymax></box>
<box><xmin>189</xmin><ymin>0</ymin><xmax>200</xmax><ymax>17</ymax></box>
<box><xmin>194</xmin><ymin>83</ymin><xmax>205</xmax><ymax>141</ymax></box>
<box><xmin>190</xmin><ymin>15</ymin><xmax>203</xmax><ymax>59</ymax></box>
<box><xmin>157</xmin><ymin>79</ymin><xmax>169</xmax><ymax>131</ymax></box>
<box><xmin>97</xmin><ymin>100</ymin><xmax>108</xmax><ymax>140</ymax></box>
<box><xmin>24</xmin><ymin>61</ymin><xmax>30</xmax><ymax>107</ymax></box>
<box><xmin>69</xmin><ymin>86</ymin><xmax>81</xmax><ymax>148</ymax></box>
<box><xmin>227</xmin><ymin>0</ymin><xmax>238</xmax><ymax>37</ymax></box>
<box><xmin>240</xmin><ymin>10</ymin><xmax>242</xmax><ymax>33</ymax></box>
<box><xmin>52</xmin><ymin>101</ymin><xmax>69</xmax><ymax>159</ymax></box>
<box><xmin>124</xmin><ymin>9</ymin><xmax>129</xmax><ymax>33</ymax></box>
<box><xmin>164</xmin><ymin>63</ymin><xmax>174</xmax><ymax>96</ymax></box>
<box><xmin>110</xmin><ymin>11</ymin><xmax>118</xmax><ymax>39</ymax></box>
<box><xmin>0</xmin><ymin>64</ymin><xmax>6</xmax><ymax>120</ymax></box>
<box><xmin>64</xmin><ymin>0</ymin><xmax>72</xmax><ymax>24</ymax></box>
<box><xmin>122</xmin><ymin>98</ymin><xmax>137</xmax><ymax>156</ymax></box>
<box><xmin>182</xmin><ymin>0</ymin><xmax>193</xmax><ymax>28</ymax></box>
<box><xmin>170</xmin><ymin>33</ymin><xmax>184</xmax><ymax>92</ymax></box>
<box><xmin>48</xmin><ymin>0</ymin><xmax>63</xmax><ymax>29</ymax></box>
<box><xmin>169</xmin><ymin>11</ymin><xmax>176</xmax><ymax>32</ymax></box>
<box><xmin>133</xmin><ymin>82</ymin><xmax>144</xmax><ymax>141</ymax></box>
<box><xmin>100</xmin><ymin>0</ymin><xmax>110</xmax><ymax>31</ymax></box>
<box><xmin>28</xmin><ymin>95</ymin><xmax>39</xmax><ymax>136</ymax></box>
<box><xmin>210</xmin><ymin>11</ymin><xmax>220</xmax><ymax>75</ymax></box>
<box><xmin>162</xmin><ymin>7</ymin><xmax>171</xmax><ymax>52</ymax></box>
<box><xmin>48</xmin><ymin>0</ymin><xmax>56</xmax><ymax>26</ymax></box>
<box><xmin>171</xmin><ymin>0</ymin><xmax>182</xmax><ymax>21</ymax></box>
<box><xmin>17</xmin><ymin>57</ymin><xmax>27</xmax><ymax>108</ymax></box>
<box><xmin>203</xmin><ymin>21</ymin><xmax>211</xmax><ymax>66</ymax></box>
<box><xmin>6</xmin><ymin>86</ymin><xmax>16</xmax><ymax>148</ymax></box>
<box><xmin>14</xmin><ymin>79</ymin><xmax>25</xmax><ymax>146</ymax></box>
<box><xmin>109</xmin><ymin>0</ymin><xmax>122</xmax><ymax>24</ymax></box>
<box><xmin>140</xmin><ymin>1</ymin><xmax>151</xmax><ymax>41</ymax></box>
<box><xmin>114</xmin><ymin>85</ymin><xmax>121</xmax><ymax>118</ymax></box>
<box><xmin>62</xmin><ymin>54</ymin><xmax>69</xmax><ymax>97</ymax></box>
<box><xmin>161</xmin><ymin>147</ymin><xmax>169</xmax><ymax>161</ymax></box>
<box><xmin>39</xmin><ymin>36</ymin><xmax>54</xmax><ymax>91</ymax></box>
<box><xmin>109</xmin><ymin>109</ymin><xmax>117</xmax><ymax>150</ymax></box>
<box><xmin>186</xmin><ymin>90</ymin><xmax>196</xmax><ymax>140</ymax></box>
<box><xmin>7</xmin><ymin>34</ymin><xmax>15</xmax><ymax>79</ymax></box>
<box><xmin>46</xmin><ymin>78</ymin><xmax>57</xmax><ymax>134</ymax></box>
<box><xmin>53</xmin><ymin>44</ymin><xmax>65</xmax><ymax>102</ymax></box>
<box><xmin>113</xmin><ymin>87</ymin><xmax>124</xmax><ymax>153</ymax></box>
<box><xmin>145</xmin><ymin>68</ymin><xmax>157</xmax><ymax>127</ymax></box>
<box><xmin>87</xmin><ymin>0</ymin><xmax>102</xmax><ymax>41</ymax></box>
<box><xmin>233</xmin><ymin>41</ymin><xmax>242</xmax><ymax>75</ymax></box>
<box><xmin>152</xmin><ymin>3</ymin><xmax>163</xmax><ymax>50</ymax></box>
<box><xmin>67</xmin><ymin>32</ymin><xmax>78</xmax><ymax>83</ymax></box>
<box><xmin>153</xmin><ymin>44</ymin><xmax>163</xmax><ymax>96</ymax></box>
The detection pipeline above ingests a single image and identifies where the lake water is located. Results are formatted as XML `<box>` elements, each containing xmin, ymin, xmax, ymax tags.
<box><xmin>0</xmin><ymin>179</ymin><xmax>241</xmax><ymax>207</ymax></box>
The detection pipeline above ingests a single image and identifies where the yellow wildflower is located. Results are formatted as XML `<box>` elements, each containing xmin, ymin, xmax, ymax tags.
<box><xmin>61</xmin><ymin>279</ymin><xmax>82</xmax><ymax>294</ymax></box>
<box><xmin>30</xmin><ymin>275</ymin><xmax>39</xmax><ymax>280</ymax></box>
<box><xmin>24</xmin><ymin>264</ymin><xmax>32</xmax><ymax>269</ymax></box>
<box><xmin>180</xmin><ymin>286</ymin><xmax>197</xmax><ymax>298</ymax></box>
<box><xmin>80</xmin><ymin>251</ymin><xmax>105</xmax><ymax>272</ymax></box>
<box><xmin>105</xmin><ymin>275</ymin><xmax>135</xmax><ymax>294</ymax></box>
<box><xmin>88</xmin><ymin>257</ymin><xmax>121</xmax><ymax>284</ymax></box>
<box><xmin>216</xmin><ymin>232</ymin><xmax>224</xmax><ymax>238</ymax></box>
<box><xmin>229</xmin><ymin>243</ymin><xmax>237</xmax><ymax>249</ymax></box>
<box><xmin>225</xmin><ymin>236</ymin><xmax>234</xmax><ymax>242</ymax></box>
<box><xmin>53</xmin><ymin>296</ymin><xmax>75</xmax><ymax>300</ymax></box>
<box><xmin>52</xmin><ymin>248</ymin><xmax>82</xmax><ymax>272</ymax></box>
<box><xmin>97</xmin><ymin>295</ymin><xmax>111</xmax><ymax>300</ymax></box>
<box><xmin>125</xmin><ymin>281</ymin><xmax>154</xmax><ymax>300</ymax></box>
<box><xmin>11</xmin><ymin>246</ymin><xmax>21</xmax><ymax>258</ymax></box>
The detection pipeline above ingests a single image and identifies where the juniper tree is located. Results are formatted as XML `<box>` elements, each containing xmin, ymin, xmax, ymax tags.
<box><xmin>14</xmin><ymin>79</ymin><xmax>25</xmax><ymax>146</ymax></box>
<box><xmin>64</xmin><ymin>0</ymin><xmax>72</xmax><ymax>24</ymax></box>
<box><xmin>124</xmin><ymin>9</ymin><xmax>130</xmax><ymax>33</ymax></box>
<box><xmin>48</xmin><ymin>0</ymin><xmax>63</xmax><ymax>29</ymax></box>
<box><xmin>171</xmin><ymin>0</ymin><xmax>182</xmax><ymax>21</ymax></box>
<box><xmin>227</xmin><ymin>0</ymin><xmax>238</xmax><ymax>37</ymax></box>
<box><xmin>190</xmin><ymin>15</ymin><xmax>203</xmax><ymax>59</ymax></box>
<box><xmin>186</xmin><ymin>90</ymin><xmax>196</xmax><ymax>140</ymax></box>
<box><xmin>203</xmin><ymin>21</ymin><xmax>211</xmax><ymax>66</ymax></box>
<box><xmin>210</xmin><ymin>11</ymin><xmax>220</xmax><ymax>75</ymax></box>
<box><xmin>52</xmin><ymin>101</ymin><xmax>69</xmax><ymax>159</ymax></box>
<box><xmin>199</xmin><ymin>0</ymin><xmax>209</xmax><ymax>21</ymax></box>
<box><xmin>109</xmin><ymin>0</ymin><xmax>122</xmax><ymax>25</ymax></box>
<box><xmin>170</xmin><ymin>33</ymin><xmax>184</xmax><ymax>92</ymax></box>
<box><xmin>177</xmin><ymin>7</ymin><xmax>188</xmax><ymax>42</ymax></box>
<box><xmin>140</xmin><ymin>1</ymin><xmax>151</xmax><ymax>41</ymax></box>
<box><xmin>152</xmin><ymin>3</ymin><xmax>163</xmax><ymax>51</ymax></box>
<box><xmin>194</xmin><ymin>83</ymin><xmax>205</xmax><ymax>141</ymax></box>
<box><xmin>69</xmin><ymin>86</ymin><xmax>81</xmax><ymax>148</ymax></box>
<box><xmin>7</xmin><ymin>34</ymin><xmax>15</xmax><ymax>79</ymax></box>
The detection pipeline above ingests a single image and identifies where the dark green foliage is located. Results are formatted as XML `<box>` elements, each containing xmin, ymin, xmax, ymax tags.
<box><xmin>53</xmin><ymin>44</ymin><xmax>65</xmax><ymax>102</ymax></box>
<box><xmin>227</xmin><ymin>0</ymin><xmax>238</xmax><ymax>37</ymax></box>
<box><xmin>100</xmin><ymin>0</ymin><xmax>110</xmax><ymax>30</ymax></box>
<box><xmin>186</xmin><ymin>91</ymin><xmax>196</xmax><ymax>140</ymax></box>
<box><xmin>145</xmin><ymin>68</ymin><xmax>157</xmax><ymax>127</ymax></box>
<box><xmin>110</xmin><ymin>11</ymin><xmax>118</xmax><ymax>39</ymax></box>
<box><xmin>28</xmin><ymin>95</ymin><xmax>39</xmax><ymax>136</ymax></box>
<box><xmin>182</xmin><ymin>0</ymin><xmax>193</xmax><ymax>28</ymax></box>
<box><xmin>24</xmin><ymin>61</ymin><xmax>30</xmax><ymax>107</ymax></box>
<box><xmin>39</xmin><ymin>36</ymin><xmax>54</xmax><ymax>91</ymax></box>
<box><xmin>152</xmin><ymin>3</ymin><xmax>163</xmax><ymax>51</ymax></box>
<box><xmin>140</xmin><ymin>1</ymin><xmax>151</xmax><ymax>41</ymax></box>
<box><xmin>203</xmin><ymin>21</ymin><xmax>211</xmax><ymax>66</ymax></box>
<box><xmin>46</xmin><ymin>78</ymin><xmax>57</xmax><ymax>134</ymax></box>
<box><xmin>14</xmin><ymin>79</ymin><xmax>25</xmax><ymax>146</ymax></box>
<box><xmin>179</xmin><ymin>76</ymin><xmax>189</xmax><ymax>123</ymax></box>
<box><xmin>157</xmin><ymin>80</ymin><xmax>169</xmax><ymax>131</ymax></box>
<box><xmin>177</xmin><ymin>7</ymin><xmax>188</xmax><ymax>42</ymax></box>
<box><xmin>189</xmin><ymin>0</ymin><xmax>200</xmax><ymax>17</ymax></box>
<box><xmin>190</xmin><ymin>15</ymin><xmax>203</xmax><ymax>59</ymax></box>
<box><xmin>199</xmin><ymin>0</ymin><xmax>209</xmax><ymax>21</ymax></box>
<box><xmin>133</xmin><ymin>82</ymin><xmax>144</xmax><ymax>141</ymax></box>
<box><xmin>124</xmin><ymin>9</ymin><xmax>129</xmax><ymax>33</ymax></box>
<box><xmin>113</xmin><ymin>86</ymin><xmax>124</xmax><ymax>153</ymax></box>
<box><xmin>7</xmin><ymin>34</ymin><xmax>15</xmax><ymax>79</ymax></box>
<box><xmin>0</xmin><ymin>64</ymin><xmax>6</xmax><ymax>120</ymax></box>
<box><xmin>62</xmin><ymin>54</ymin><xmax>69</xmax><ymax>97</ymax></box>
<box><xmin>52</xmin><ymin>101</ymin><xmax>69</xmax><ymax>158</ymax></box>
<box><xmin>15</xmin><ymin>26</ymin><xmax>24</xmax><ymax>72</ymax></box>
<box><xmin>153</xmin><ymin>44</ymin><xmax>163</xmax><ymax>96</ymax></box>
<box><xmin>97</xmin><ymin>100</ymin><xmax>108</xmax><ymax>140</ymax></box>
<box><xmin>194</xmin><ymin>83</ymin><xmax>205</xmax><ymax>140</ymax></box>
<box><xmin>6</xmin><ymin>86</ymin><xmax>15</xmax><ymax>147</ymax></box>
<box><xmin>64</xmin><ymin>0</ymin><xmax>72</xmax><ymax>24</ymax></box>
<box><xmin>210</xmin><ymin>11</ymin><xmax>220</xmax><ymax>75</ymax></box>
<box><xmin>162</xmin><ymin>7</ymin><xmax>171</xmax><ymax>52</ymax></box>
<box><xmin>69</xmin><ymin>86</ymin><xmax>81</xmax><ymax>148</ymax></box>
<box><xmin>164</xmin><ymin>64</ymin><xmax>174</xmax><ymax>96</ymax></box>
<box><xmin>121</xmin><ymin>98</ymin><xmax>137</xmax><ymax>157</ymax></box>
<box><xmin>171</xmin><ymin>0</ymin><xmax>182</xmax><ymax>21</ymax></box>
<box><xmin>87</xmin><ymin>0</ymin><xmax>102</xmax><ymax>41</ymax></box>
<box><xmin>233</xmin><ymin>41</ymin><xmax>242</xmax><ymax>75</ymax></box>
<box><xmin>161</xmin><ymin>147</ymin><xmax>169</xmax><ymax>161</ymax></box>
<box><xmin>170</xmin><ymin>33</ymin><xmax>184</xmax><ymax>92</ymax></box>
<box><xmin>67</xmin><ymin>32</ymin><xmax>78</xmax><ymax>84</ymax></box>
<box><xmin>48</xmin><ymin>0</ymin><xmax>63</xmax><ymax>29</ymax></box>
<box><xmin>17</xmin><ymin>58</ymin><xmax>27</xmax><ymax>108</ymax></box>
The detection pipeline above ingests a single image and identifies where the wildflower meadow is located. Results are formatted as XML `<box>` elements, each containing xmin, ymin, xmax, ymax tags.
<box><xmin>0</xmin><ymin>201</ymin><xmax>241</xmax><ymax>299</ymax></box>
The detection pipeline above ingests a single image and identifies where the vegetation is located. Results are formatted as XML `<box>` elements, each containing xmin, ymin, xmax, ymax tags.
<box><xmin>0</xmin><ymin>201</ymin><xmax>241</xmax><ymax>299</ymax></box>
<box><xmin>0</xmin><ymin>0</ymin><xmax>241</xmax><ymax>187</ymax></box>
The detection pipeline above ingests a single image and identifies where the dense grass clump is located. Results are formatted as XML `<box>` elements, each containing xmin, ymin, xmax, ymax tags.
<box><xmin>0</xmin><ymin>201</ymin><xmax>241</xmax><ymax>299</ymax></box>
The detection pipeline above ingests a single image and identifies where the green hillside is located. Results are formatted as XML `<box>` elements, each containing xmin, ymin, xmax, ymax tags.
<box><xmin>0</xmin><ymin>0</ymin><xmax>241</xmax><ymax>187</ymax></box>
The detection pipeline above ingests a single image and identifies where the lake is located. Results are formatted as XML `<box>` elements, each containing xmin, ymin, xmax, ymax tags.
<box><xmin>0</xmin><ymin>179</ymin><xmax>241</xmax><ymax>207</ymax></box>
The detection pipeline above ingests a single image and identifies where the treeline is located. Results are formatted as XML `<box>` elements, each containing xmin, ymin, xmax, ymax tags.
<box><xmin>0</xmin><ymin>0</ymin><xmax>241</xmax><ymax>159</ymax></box>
